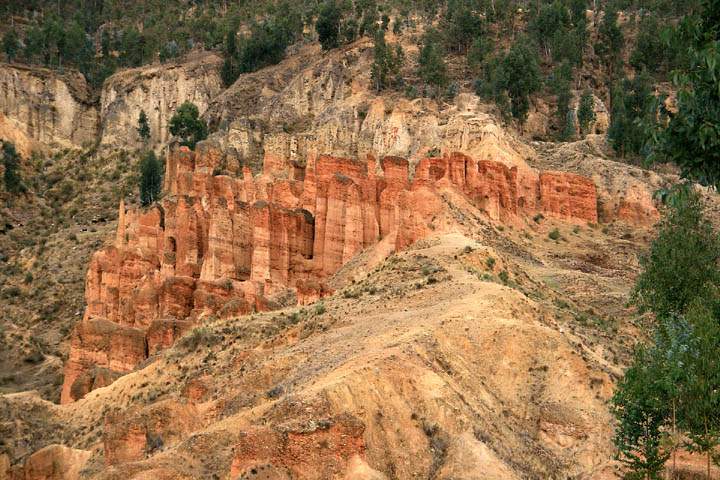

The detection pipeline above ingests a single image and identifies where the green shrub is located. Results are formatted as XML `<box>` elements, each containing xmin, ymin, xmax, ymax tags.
<box><xmin>316</xmin><ymin>1</ymin><xmax>341</xmax><ymax>50</ymax></box>
<box><xmin>168</xmin><ymin>102</ymin><xmax>208</xmax><ymax>150</ymax></box>
<box><xmin>486</xmin><ymin>257</ymin><xmax>496</xmax><ymax>269</ymax></box>
<box><xmin>548</xmin><ymin>228</ymin><xmax>561</xmax><ymax>240</ymax></box>
<box><xmin>632</xmin><ymin>186</ymin><xmax>720</xmax><ymax>318</ymax></box>
<box><xmin>178</xmin><ymin>327</ymin><xmax>221</xmax><ymax>351</ymax></box>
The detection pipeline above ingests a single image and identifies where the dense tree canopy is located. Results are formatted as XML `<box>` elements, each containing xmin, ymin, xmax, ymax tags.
<box><xmin>316</xmin><ymin>1</ymin><xmax>342</xmax><ymax>51</ymax></box>
<box><xmin>417</xmin><ymin>29</ymin><xmax>449</xmax><ymax>98</ymax></box>
<box><xmin>494</xmin><ymin>38</ymin><xmax>543</xmax><ymax>122</ymax></box>
<box><xmin>614</xmin><ymin>187</ymin><xmax>720</xmax><ymax>479</ymax></box>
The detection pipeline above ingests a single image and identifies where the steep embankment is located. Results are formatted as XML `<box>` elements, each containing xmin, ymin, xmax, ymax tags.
<box><xmin>99</xmin><ymin>53</ymin><xmax>223</xmax><ymax>151</ymax></box>
<box><xmin>0</xmin><ymin>54</ymin><xmax>225</xmax><ymax>401</ymax></box>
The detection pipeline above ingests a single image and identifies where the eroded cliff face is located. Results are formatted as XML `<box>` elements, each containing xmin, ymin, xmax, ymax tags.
<box><xmin>0</xmin><ymin>63</ymin><xmax>98</xmax><ymax>150</ymax></box>
<box><xmin>99</xmin><ymin>53</ymin><xmax>223</xmax><ymax>150</ymax></box>
<box><xmin>0</xmin><ymin>53</ymin><xmax>223</xmax><ymax>155</ymax></box>
<box><xmin>60</xmin><ymin>135</ymin><xmax>604</xmax><ymax>403</ymax></box>
<box><xmin>205</xmin><ymin>42</ymin><xmax>539</xmax><ymax>177</ymax></box>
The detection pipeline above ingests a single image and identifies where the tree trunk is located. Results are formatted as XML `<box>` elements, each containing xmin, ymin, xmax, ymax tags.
<box><xmin>706</xmin><ymin>417</ymin><xmax>711</xmax><ymax>480</ymax></box>
<box><xmin>707</xmin><ymin>450</ymin><xmax>711</xmax><ymax>480</ymax></box>
<box><xmin>672</xmin><ymin>400</ymin><xmax>677</xmax><ymax>480</ymax></box>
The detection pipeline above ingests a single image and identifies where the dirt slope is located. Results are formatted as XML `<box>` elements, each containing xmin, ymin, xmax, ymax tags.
<box><xmin>2</xmin><ymin>190</ymin><xmax>660</xmax><ymax>478</ymax></box>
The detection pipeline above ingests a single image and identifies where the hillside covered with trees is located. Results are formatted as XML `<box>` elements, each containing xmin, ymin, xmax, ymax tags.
<box><xmin>0</xmin><ymin>0</ymin><xmax>706</xmax><ymax>142</ymax></box>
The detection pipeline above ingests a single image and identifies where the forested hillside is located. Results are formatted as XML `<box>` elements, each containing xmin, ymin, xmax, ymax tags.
<box><xmin>0</xmin><ymin>0</ymin><xmax>704</xmax><ymax>141</ymax></box>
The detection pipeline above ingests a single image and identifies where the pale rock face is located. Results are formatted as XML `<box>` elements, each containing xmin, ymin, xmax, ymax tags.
<box><xmin>206</xmin><ymin>43</ymin><xmax>537</xmax><ymax>176</ymax></box>
<box><xmin>99</xmin><ymin>53</ymin><xmax>223</xmax><ymax>150</ymax></box>
<box><xmin>0</xmin><ymin>63</ymin><xmax>98</xmax><ymax>149</ymax></box>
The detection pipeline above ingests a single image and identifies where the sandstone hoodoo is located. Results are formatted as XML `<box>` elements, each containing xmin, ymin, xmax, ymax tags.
<box><xmin>61</xmin><ymin>142</ymin><xmax>600</xmax><ymax>403</ymax></box>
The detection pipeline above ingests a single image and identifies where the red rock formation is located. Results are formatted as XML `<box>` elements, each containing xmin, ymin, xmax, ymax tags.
<box><xmin>229</xmin><ymin>414</ymin><xmax>366</xmax><ymax>479</ymax></box>
<box><xmin>62</xmin><ymin>144</ymin><xmax>603</xmax><ymax>402</ymax></box>
<box><xmin>61</xmin><ymin>318</ymin><xmax>147</xmax><ymax>403</ymax></box>
<box><xmin>13</xmin><ymin>445</ymin><xmax>91</xmax><ymax>480</ymax></box>
<box><xmin>539</xmin><ymin>172</ymin><xmax>599</xmax><ymax>223</ymax></box>
<box><xmin>103</xmin><ymin>400</ymin><xmax>201</xmax><ymax>466</ymax></box>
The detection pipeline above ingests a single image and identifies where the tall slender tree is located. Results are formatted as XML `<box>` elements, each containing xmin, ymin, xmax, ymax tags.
<box><xmin>417</xmin><ymin>29</ymin><xmax>448</xmax><ymax>98</ymax></box>
<box><xmin>577</xmin><ymin>90</ymin><xmax>596</xmax><ymax>136</ymax></box>
<box><xmin>370</xmin><ymin>30</ymin><xmax>403</xmax><ymax>91</ymax></box>
<box><xmin>137</xmin><ymin>110</ymin><xmax>151</xmax><ymax>144</ymax></box>
<box><xmin>2</xmin><ymin>29</ymin><xmax>19</xmax><ymax>62</ymax></box>
<box><xmin>139</xmin><ymin>151</ymin><xmax>162</xmax><ymax>206</ymax></box>
<box><xmin>2</xmin><ymin>141</ymin><xmax>23</xmax><ymax>194</ymax></box>
<box><xmin>611</xmin><ymin>344</ymin><xmax>672</xmax><ymax>480</ymax></box>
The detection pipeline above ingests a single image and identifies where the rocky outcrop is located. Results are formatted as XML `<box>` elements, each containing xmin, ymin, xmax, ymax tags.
<box><xmin>61</xmin><ymin>141</ymin><xmax>601</xmax><ymax>403</ymax></box>
<box><xmin>229</xmin><ymin>414</ymin><xmax>366</xmax><ymax>479</ymax></box>
<box><xmin>99</xmin><ymin>53</ymin><xmax>223</xmax><ymax>150</ymax></box>
<box><xmin>61</xmin><ymin>318</ymin><xmax>147</xmax><ymax>404</ymax></box>
<box><xmin>0</xmin><ymin>54</ymin><xmax>222</xmax><ymax>154</ymax></box>
<box><xmin>0</xmin><ymin>63</ymin><xmax>98</xmax><ymax>149</ymax></box>
<box><xmin>2</xmin><ymin>445</ymin><xmax>91</xmax><ymax>480</ymax></box>
<box><xmin>103</xmin><ymin>400</ymin><xmax>201</xmax><ymax>465</ymax></box>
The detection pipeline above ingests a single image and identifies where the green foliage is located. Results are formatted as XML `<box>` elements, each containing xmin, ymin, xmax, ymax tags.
<box><xmin>137</xmin><ymin>110</ymin><xmax>150</xmax><ymax>143</ymax></box>
<box><xmin>630</xmin><ymin>14</ymin><xmax>667</xmax><ymax>74</ymax></box>
<box><xmin>168</xmin><ymin>102</ymin><xmax>208</xmax><ymax>150</ymax></box>
<box><xmin>139</xmin><ymin>150</ymin><xmax>163</xmax><ymax>207</ymax></box>
<box><xmin>577</xmin><ymin>90</ymin><xmax>596</xmax><ymax>135</ymax></box>
<box><xmin>221</xmin><ymin>16</ymin><xmax>241</xmax><ymax>87</ymax></box>
<box><xmin>159</xmin><ymin>40</ymin><xmax>180</xmax><ymax>63</ymax></box>
<box><xmin>222</xmin><ymin>10</ymin><xmax>300</xmax><ymax>85</ymax></box>
<box><xmin>614</xmin><ymin>183</ymin><xmax>720</xmax><ymax>479</ymax></box>
<box><xmin>371</xmin><ymin>31</ymin><xmax>404</xmax><ymax>91</ymax></box>
<box><xmin>679</xmin><ymin>301</ymin><xmax>720</xmax><ymax>477</ymax></box>
<box><xmin>549</xmin><ymin>61</ymin><xmax>575</xmax><ymax>141</ymax></box>
<box><xmin>2</xmin><ymin>141</ymin><xmax>24</xmax><ymax>194</ymax></box>
<box><xmin>646</xmin><ymin>6</ymin><xmax>720</xmax><ymax>187</ymax></box>
<box><xmin>633</xmin><ymin>185</ymin><xmax>720</xmax><ymax>319</ymax></box>
<box><xmin>467</xmin><ymin>34</ymin><xmax>494</xmax><ymax>73</ymax></box>
<box><xmin>238</xmin><ymin>18</ymin><xmax>299</xmax><ymax>73</ymax></box>
<box><xmin>548</xmin><ymin>228</ymin><xmax>561</xmax><ymax>240</ymax></box>
<box><xmin>528</xmin><ymin>0</ymin><xmax>585</xmax><ymax>66</ymax></box>
<box><xmin>607</xmin><ymin>72</ymin><xmax>655</xmax><ymax>157</ymax></box>
<box><xmin>611</xmin><ymin>344</ymin><xmax>672</xmax><ymax>480</ymax></box>
<box><xmin>529</xmin><ymin>1</ymin><xmax>569</xmax><ymax>55</ymax></box>
<box><xmin>595</xmin><ymin>6</ymin><xmax>625</xmax><ymax>77</ymax></box>
<box><xmin>2</xmin><ymin>29</ymin><xmax>19</xmax><ymax>62</ymax></box>
<box><xmin>442</xmin><ymin>0</ymin><xmax>486</xmax><ymax>54</ymax></box>
<box><xmin>494</xmin><ymin>37</ymin><xmax>543</xmax><ymax>122</ymax></box>
<box><xmin>317</xmin><ymin>1</ymin><xmax>341</xmax><ymax>51</ymax></box>
<box><xmin>417</xmin><ymin>29</ymin><xmax>449</xmax><ymax>98</ymax></box>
